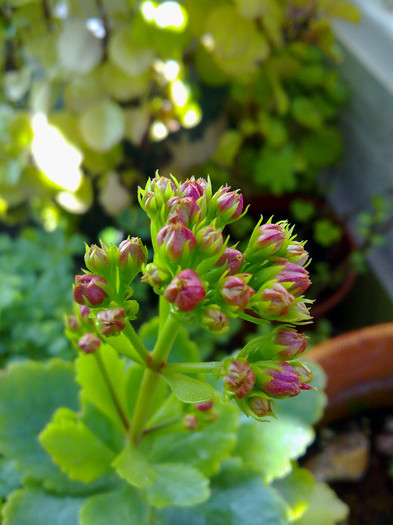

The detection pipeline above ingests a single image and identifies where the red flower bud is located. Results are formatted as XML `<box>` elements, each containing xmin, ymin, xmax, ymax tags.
<box><xmin>179</xmin><ymin>179</ymin><xmax>205</xmax><ymax>200</ymax></box>
<box><xmin>202</xmin><ymin>306</ymin><xmax>229</xmax><ymax>333</ymax></box>
<box><xmin>65</xmin><ymin>315</ymin><xmax>79</xmax><ymax>331</ymax></box>
<box><xmin>248</xmin><ymin>395</ymin><xmax>273</xmax><ymax>418</ymax></box>
<box><xmin>156</xmin><ymin>223</ymin><xmax>196</xmax><ymax>260</ymax></box>
<box><xmin>79</xmin><ymin>305</ymin><xmax>91</xmax><ymax>318</ymax></box>
<box><xmin>195</xmin><ymin>401</ymin><xmax>214</xmax><ymax>411</ymax></box>
<box><xmin>163</xmin><ymin>269</ymin><xmax>206</xmax><ymax>312</ymax></box>
<box><xmin>224</xmin><ymin>360</ymin><xmax>256</xmax><ymax>398</ymax></box>
<box><xmin>255</xmin><ymin>223</ymin><xmax>286</xmax><ymax>254</ymax></box>
<box><xmin>286</xmin><ymin>243</ymin><xmax>309</xmax><ymax>266</ymax></box>
<box><xmin>119</xmin><ymin>237</ymin><xmax>147</xmax><ymax>269</ymax></box>
<box><xmin>217</xmin><ymin>187</ymin><xmax>243</xmax><ymax>221</ymax></box>
<box><xmin>262</xmin><ymin>362</ymin><xmax>303</xmax><ymax>398</ymax></box>
<box><xmin>97</xmin><ymin>307</ymin><xmax>126</xmax><ymax>336</ymax></box>
<box><xmin>152</xmin><ymin>175</ymin><xmax>176</xmax><ymax>194</ymax></box>
<box><xmin>274</xmin><ymin>328</ymin><xmax>308</xmax><ymax>359</ymax></box>
<box><xmin>220</xmin><ymin>275</ymin><xmax>255</xmax><ymax>309</ymax></box>
<box><xmin>216</xmin><ymin>248</ymin><xmax>244</xmax><ymax>275</ymax></box>
<box><xmin>84</xmin><ymin>244</ymin><xmax>110</xmax><ymax>274</ymax></box>
<box><xmin>276</xmin><ymin>261</ymin><xmax>311</xmax><ymax>296</ymax></box>
<box><xmin>78</xmin><ymin>333</ymin><xmax>101</xmax><ymax>354</ymax></box>
<box><xmin>260</xmin><ymin>282</ymin><xmax>295</xmax><ymax>317</ymax></box>
<box><xmin>73</xmin><ymin>274</ymin><xmax>108</xmax><ymax>306</ymax></box>
<box><xmin>196</xmin><ymin>225</ymin><xmax>223</xmax><ymax>255</ymax></box>
<box><xmin>166</xmin><ymin>196</ymin><xmax>200</xmax><ymax>225</ymax></box>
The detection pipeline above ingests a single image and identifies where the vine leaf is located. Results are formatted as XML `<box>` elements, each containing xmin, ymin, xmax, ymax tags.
<box><xmin>40</xmin><ymin>416</ymin><xmax>116</xmax><ymax>483</ymax></box>
<box><xmin>112</xmin><ymin>442</ymin><xmax>157</xmax><ymax>489</ymax></box>
<box><xmin>163</xmin><ymin>373</ymin><xmax>214</xmax><ymax>404</ymax></box>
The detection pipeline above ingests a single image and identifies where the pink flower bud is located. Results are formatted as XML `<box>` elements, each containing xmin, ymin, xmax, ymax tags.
<box><xmin>184</xmin><ymin>414</ymin><xmax>198</xmax><ymax>430</ymax></box>
<box><xmin>119</xmin><ymin>237</ymin><xmax>147</xmax><ymax>269</ymax></box>
<box><xmin>78</xmin><ymin>333</ymin><xmax>101</xmax><ymax>354</ymax></box>
<box><xmin>79</xmin><ymin>305</ymin><xmax>91</xmax><ymax>318</ymax></box>
<box><xmin>292</xmin><ymin>363</ymin><xmax>313</xmax><ymax>388</ymax></box>
<box><xmin>97</xmin><ymin>307</ymin><xmax>126</xmax><ymax>336</ymax></box>
<box><xmin>196</xmin><ymin>225</ymin><xmax>223</xmax><ymax>255</ymax></box>
<box><xmin>255</xmin><ymin>223</ymin><xmax>286</xmax><ymax>254</ymax></box>
<box><xmin>260</xmin><ymin>282</ymin><xmax>295</xmax><ymax>316</ymax></box>
<box><xmin>276</xmin><ymin>261</ymin><xmax>311</xmax><ymax>296</ymax></box>
<box><xmin>262</xmin><ymin>362</ymin><xmax>302</xmax><ymax>398</ymax></box>
<box><xmin>85</xmin><ymin>244</ymin><xmax>110</xmax><ymax>273</ymax></box>
<box><xmin>163</xmin><ymin>269</ymin><xmax>206</xmax><ymax>312</ymax></box>
<box><xmin>220</xmin><ymin>275</ymin><xmax>255</xmax><ymax>309</ymax></box>
<box><xmin>166</xmin><ymin>196</ymin><xmax>200</xmax><ymax>225</ymax></box>
<box><xmin>248</xmin><ymin>395</ymin><xmax>273</xmax><ymax>418</ymax></box>
<box><xmin>224</xmin><ymin>360</ymin><xmax>256</xmax><ymax>398</ymax></box>
<box><xmin>195</xmin><ymin>401</ymin><xmax>214</xmax><ymax>411</ymax></box>
<box><xmin>179</xmin><ymin>179</ymin><xmax>205</xmax><ymax>200</ymax></box>
<box><xmin>217</xmin><ymin>187</ymin><xmax>243</xmax><ymax>221</ymax></box>
<box><xmin>152</xmin><ymin>175</ymin><xmax>176</xmax><ymax>194</ymax></box>
<box><xmin>216</xmin><ymin>248</ymin><xmax>244</xmax><ymax>275</ymax></box>
<box><xmin>286</xmin><ymin>243</ymin><xmax>309</xmax><ymax>266</ymax></box>
<box><xmin>156</xmin><ymin>223</ymin><xmax>196</xmax><ymax>260</ymax></box>
<box><xmin>65</xmin><ymin>315</ymin><xmax>79</xmax><ymax>331</ymax></box>
<box><xmin>73</xmin><ymin>274</ymin><xmax>108</xmax><ymax>306</ymax></box>
<box><xmin>141</xmin><ymin>263</ymin><xmax>170</xmax><ymax>287</ymax></box>
<box><xmin>274</xmin><ymin>328</ymin><xmax>308</xmax><ymax>359</ymax></box>
<box><xmin>202</xmin><ymin>306</ymin><xmax>229</xmax><ymax>333</ymax></box>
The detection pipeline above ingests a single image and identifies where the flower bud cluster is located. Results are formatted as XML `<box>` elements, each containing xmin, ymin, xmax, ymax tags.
<box><xmin>138</xmin><ymin>173</ymin><xmax>312</xmax><ymax>335</ymax></box>
<box><xmin>222</xmin><ymin>325</ymin><xmax>312</xmax><ymax>421</ymax></box>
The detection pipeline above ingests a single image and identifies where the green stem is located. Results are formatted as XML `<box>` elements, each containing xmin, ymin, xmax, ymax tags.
<box><xmin>107</xmin><ymin>333</ymin><xmax>145</xmax><ymax>365</ymax></box>
<box><xmin>162</xmin><ymin>361</ymin><xmax>222</xmax><ymax>375</ymax></box>
<box><xmin>123</xmin><ymin>320</ymin><xmax>150</xmax><ymax>363</ymax></box>
<box><xmin>130</xmin><ymin>314</ymin><xmax>180</xmax><ymax>443</ymax></box>
<box><xmin>159</xmin><ymin>296</ymin><xmax>170</xmax><ymax>335</ymax></box>
<box><xmin>142</xmin><ymin>416</ymin><xmax>182</xmax><ymax>437</ymax></box>
<box><xmin>94</xmin><ymin>350</ymin><xmax>130</xmax><ymax>432</ymax></box>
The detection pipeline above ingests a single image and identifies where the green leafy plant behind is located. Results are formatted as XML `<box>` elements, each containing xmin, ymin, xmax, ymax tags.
<box><xmin>0</xmin><ymin>174</ymin><xmax>348</xmax><ymax>524</ymax></box>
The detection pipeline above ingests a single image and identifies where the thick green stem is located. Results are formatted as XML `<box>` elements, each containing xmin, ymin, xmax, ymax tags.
<box><xmin>159</xmin><ymin>296</ymin><xmax>170</xmax><ymax>335</ymax></box>
<box><xmin>130</xmin><ymin>314</ymin><xmax>180</xmax><ymax>443</ymax></box>
<box><xmin>162</xmin><ymin>361</ymin><xmax>222</xmax><ymax>375</ymax></box>
<box><xmin>123</xmin><ymin>320</ymin><xmax>150</xmax><ymax>363</ymax></box>
<box><xmin>94</xmin><ymin>350</ymin><xmax>130</xmax><ymax>432</ymax></box>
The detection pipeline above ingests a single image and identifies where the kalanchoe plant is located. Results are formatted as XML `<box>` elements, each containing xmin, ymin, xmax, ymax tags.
<box><xmin>0</xmin><ymin>174</ymin><xmax>349</xmax><ymax>525</ymax></box>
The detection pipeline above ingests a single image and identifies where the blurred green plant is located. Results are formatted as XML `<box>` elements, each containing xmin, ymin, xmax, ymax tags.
<box><xmin>0</xmin><ymin>0</ymin><xmax>359</xmax><ymax>228</ymax></box>
<box><xmin>0</xmin><ymin>227</ymin><xmax>84</xmax><ymax>363</ymax></box>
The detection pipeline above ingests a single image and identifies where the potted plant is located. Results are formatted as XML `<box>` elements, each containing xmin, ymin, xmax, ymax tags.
<box><xmin>0</xmin><ymin>174</ymin><xmax>348</xmax><ymax>524</ymax></box>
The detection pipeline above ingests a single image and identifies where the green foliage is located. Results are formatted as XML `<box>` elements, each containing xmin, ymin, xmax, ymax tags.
<box><xmin>0</xmin><ymin>227</ymin><xmax>83</xmax><ymax>364</ymax></box>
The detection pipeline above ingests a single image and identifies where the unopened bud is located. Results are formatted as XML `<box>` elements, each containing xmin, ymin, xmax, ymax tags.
<box><xmin>293</xmin><ymin>363</ymin><xmax>313</xmax><ymax>387</ymax></box>
<box><xmin>97</xmin><ymin>307</ymin><xmax>126</xmax><ymax>336</ymax></box>
<box><xmin>78</xmin><ymin>333</ymin><xmax>101</xmax><ymax>354</ymax></box>
<box><xmin>73</xmin><ymin>274</ymin><xmax>109</xmax><ymax>306</ymax></box>
<box><xmin>220</xmin><ymin>275</ymin><xmax>255</xmax><ymax>310</ymax></box>
<box><xmin>276</xmin><ymin>261</ymin><xmax>311</xmax><ymax>296</ymax></box>
<box><xmin>216</xmin><ymin>187</ymin><xmax>243</xmax><ymax>222</ymax></box>
<box><xmin>202</xmin><ymin>306</ymin><xmax>229</xmax><ymax>333</ymax></box>
<box><xmin>196</xmin><ymin>225</ymin><xmax>223</xmax><ymax>255</ymax></box>
<box><xmin>216</xmin><ymin>247</ymin><xmax>244</xmax><ymax>275</ymax></box>
<box><xmin>224</xmin><ymin>360</ymin><xmax>256</xmax><ymax>398</ymax></box>
<box><xmin>195</xmin><ymin>401</ymin><xmax>214</xmax><ymax>411</ymax></box>
<box><xmin>79</xmin><ymin>305</ymin><xmax>91</xmax><ymax>318</ymax></box>
<box><xmin>163</xmin><ymin>269</ymin><xmax>206</xmax><ymax>312</ymax></box>
<box><xmin>166</xmin><ymin>196</ymin><xmax>200</xmax><ymax>225</ymax></box>
<box><xmin>119</xmin><ymin>237</ymin><xmax>147</xmax><ymax>269</ymax></box>
<box><xmin>152</xmin><ymin>175</ymin><xmax>176</xmax><ymax>194</ymax></box>
<box><xmin>184</xmin><ymin>414</ymin><xmax>198</xmax><ymax>430</ymax></box>
<box><xmin>179</xmin><ymin>178</ymin><xmax>205</xmax><ymax>200</ymax></box>
<box><xmin>260</xmin><ymin>282</ymin><xmax>295</xmax><ymax>317</ymax></box>
<box><xmin>286</xmin><ymin>243</ymin><xmax>309</xmax><ymax>266</ymax></box>
<box><xmin>255</xmin><ymin>223</ymin><xmax>286</xmax><ymax>254</ymax></box>
<box><xmin>65</xmin><ymin>315</ymin><xmax>79</xmax><ymax>331</ymax></box>
<box><xmin>156</xmin><ymin>223</ymin><xmax>196</xmax><ymax>261</ymax></box>
<box><xmin>275</xmin><ymin>327</ymin><xmax>308</xmax><ymax>359</ymax></box>
<box><xmin>142</xmin><ymin>263</ymin><xmax>170</xmax><ymax>288</ymax></box>
<box><xmin>248</xmin><ymin>395</ymin><xmax>273</xmax><ymax>418</ymax></box>
<box><xmin>85</xmin><ymin>244</ymin><xmax>110</xmax><ymax>274</ymax></box>
<box><xmin>262</xmin><ymin>362</ymin><xmax>305</xmax><ymax>398</ymax></box>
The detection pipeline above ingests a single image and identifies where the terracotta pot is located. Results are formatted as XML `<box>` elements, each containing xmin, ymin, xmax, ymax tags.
<box><xmin>307</xmin><ymin>323</ymin><xmax>393</xmax><ymax>424</ymax></box>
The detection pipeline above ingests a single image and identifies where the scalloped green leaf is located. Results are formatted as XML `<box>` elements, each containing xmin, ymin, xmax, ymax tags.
<box><xmin>0</xmin><ymin>359</ymin><xmax>84</xmax><ymax>492</ymax></box>
<box><xmin>273</xmin><ymin>466</ymin><xmax>315</xmax><ymax>521</ymax></box>
<box><xmin>157</xmin><ymin>460</ymin><xmax>287</xmax><ymax>525</ymax></box>
<box><xmin>2</xmin><ymin>488</ymin><xmax>85</xmax><ymax>525</ymax></box>
<box><xmin>146</xmin><ymin>463</ymin><xmax>210</xmax><ymax>509</ymax></box>
<box><xmin>80</xmin><ymin>486</ymin><xmax>150</xmax><ymax>525</ymax></box>
<box><xmin>76</xmin><ymin>345</ymin><xmax>128</xmax><ymax>430</ymax></box>
<box><xmin>112</xmin><ymin>442</ymin><xmax>157</xmax><ymax>489</ymax></box>
<box><xmin>234</xmin><ymin>416</ymin><xmax>314</xmax><ymax>482</ymax></box>
<box><xmin>295</xmin><ymin>482</ymin><xmax>349</xmax><ymax>525</ymax></box>
<box><xmin>81</xmin><ymin>400</ymin><xmax>125</xmax><ymax>454</ymax></box>
<box><xmin>141</xmin><ymin>399</ymin><xmax>238</xmax><ymax>477</ymax></box>
<box><xmin>163</xmin><ymin>373</ymin><xmax>214</xmax><ymax>404</ymax></box>
<box><xmin>40</xmin><ymin>417</ymin><xmax>116</xmax><ymax>483</ymax></box>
